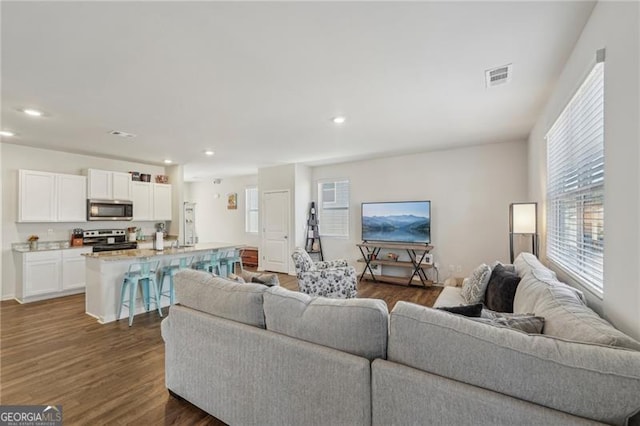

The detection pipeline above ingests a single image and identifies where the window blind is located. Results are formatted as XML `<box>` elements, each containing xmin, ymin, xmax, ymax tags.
<box><xmin>245</xmin><ymin>187</ymin><xmax>259</xmax><ymax>233</ymax></box>
<box><xmin>318</xmin><ymin>180</ymin><xmax>350</xmax><ymax>237</ymax></box>
<box><xmin>546</xmin><ymin>58</ymin><xmax>604</xmax><ymax>294</ymax></box>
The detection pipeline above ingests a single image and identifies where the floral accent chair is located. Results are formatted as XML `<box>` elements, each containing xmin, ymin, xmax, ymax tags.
<box><xmin>291</xmin><ymin>248</ymin><xmax>358</xmax><ymax>299</ymax></box>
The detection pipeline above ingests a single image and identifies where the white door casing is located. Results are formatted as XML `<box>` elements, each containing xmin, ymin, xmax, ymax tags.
<box><xmin>261</xmin><ymin>190</ymin><xmax>290</xmax><ymax>273</ymax></box>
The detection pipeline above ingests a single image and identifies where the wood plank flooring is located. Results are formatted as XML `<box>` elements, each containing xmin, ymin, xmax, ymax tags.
<box><xmin>0</xmin><ymin>271</ymin><xmax>441</xmax><ymax>425</ymax></box>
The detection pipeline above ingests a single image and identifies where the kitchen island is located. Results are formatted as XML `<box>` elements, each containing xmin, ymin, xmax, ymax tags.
<box><xmin>84</xmin><ymin>242</ymin><xmax>242</xmax><ymax>324</ymax></box>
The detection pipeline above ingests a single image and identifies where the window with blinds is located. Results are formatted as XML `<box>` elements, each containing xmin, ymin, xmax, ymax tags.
<box><xmin>546</xmin><ymin>56</ymin><xmax>605</xmax><ymax>294</ymax></box>
<box><xmin>245</xmin><ymin>186</ymin><xmax>259</xmax><ymax>233</ymax></box>
<box><xmin>318</xmin><ymin>179</ymin><xmax>350</xmax><ymax>237</ymax></box>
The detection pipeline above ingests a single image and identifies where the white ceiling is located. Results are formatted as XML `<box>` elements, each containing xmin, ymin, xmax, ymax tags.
<box><xmin>1</xmin><ymin>1</ymin><xmax>595</xmax><ymax>181</ymax></box>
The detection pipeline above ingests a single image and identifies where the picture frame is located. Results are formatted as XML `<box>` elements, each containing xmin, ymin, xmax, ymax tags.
<box><xmin>227</xmin><ymin>193</ymin><xmax>237</xmax><ymax>210</ymax></box>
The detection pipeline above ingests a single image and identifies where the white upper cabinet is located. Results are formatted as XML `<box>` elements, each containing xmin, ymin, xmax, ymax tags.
<box><xmin>112</xmin><ymin>172</ymin><xmax>132</xmax><ymax>200</ymax></box>
<box><xmin>87</xmin><ymin>169</ymin><xmax>131</xmax><ymax>200</ymax></box>
<box><xmin>18</xmin><ymin>170</ymin><xmax>87</xmax><ymax>223</ymax></box>
<box><xmin>153</xmin><ymin>184</ymin><xmax>172</xmax><ymax>220</ymax></box>
<box><xmin>57</xmin><ymin>174</ymin><xmax>87</xmax><ymax>222</ymax></box>
<box><xmin>19</xmin><ymin>170</ymin><xmax>57</xmax><ymax>222</ymax></box>
<box><xmin>131</xmin><ymin>181</ymin><xmax>153</xmax><ymax>221</ymax></box>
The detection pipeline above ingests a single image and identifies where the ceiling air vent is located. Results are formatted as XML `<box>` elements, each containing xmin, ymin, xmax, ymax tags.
<box><xmin>485</xmin><ymin>64</ymin><xmax>512</xmax><ymax>88</ymax></box>
<box><xmin>109</xmin><ymin>130</ymin><xmax>136</xmax><ymax>138</ymax></box>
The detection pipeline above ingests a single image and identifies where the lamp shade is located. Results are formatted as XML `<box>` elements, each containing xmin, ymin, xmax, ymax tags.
<box><xmin>511</xmin><ymin>203</ymin><xmax>537</xmax><ymax>234</ymax></box>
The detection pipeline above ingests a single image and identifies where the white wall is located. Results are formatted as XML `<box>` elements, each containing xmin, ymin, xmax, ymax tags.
<box><xmin>294</xmin><ymin>164</ymin><xmax>311</xmax><ymax>249</ymax></box>
<box><xmin>528</xmin><ymin>2</ymin><xmax>640</xmax><ymax>339</ymax></box>
<box><xmin>1</xmin><ymin>143</ymin><xmax>167</xmax><ymax>299</ymax></box>
<box><xmin>186</xmin><ymin>175</ymin><xmax>260</xmax><ymax>248</ymax></box>
<box><xmin>312</xmin><ymin>140</ymin><xmax>528</xmax><ymax>281</ymax></box>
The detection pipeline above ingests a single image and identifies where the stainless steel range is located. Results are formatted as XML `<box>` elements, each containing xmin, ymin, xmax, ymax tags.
<box><xmin>83</xmin><ymin>229</ymin><xmax>138</xmax><ymax>252</ymax></box>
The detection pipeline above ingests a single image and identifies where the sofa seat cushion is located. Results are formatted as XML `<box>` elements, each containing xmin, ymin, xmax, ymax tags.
<box><xmin>174</xmin><ymin>269</ymin><xmax>268</xmax><ymax>328</ymax></box>
<box><xmin>263</xmin><ymin>286</ymin><xmax>389</xmax><ymax>360</ymax></box>
<box><xmin>432</xmin><ymin>286</ymin><xmax>465</xmax><ymax>308</ymax></box>
<box><xmin>387</xmin><ymin>301</ymin><xmax>640</xmax><ymax>426</ymax></box>
<box><xmin>514</xmin><ymin>253</ymin><xmax>640</xmax><ymax>350</ymax></box>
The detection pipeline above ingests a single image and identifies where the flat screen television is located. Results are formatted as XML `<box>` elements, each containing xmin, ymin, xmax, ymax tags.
<box><xmin>361</xmin><ymin>201</ymin><xmax>431</xmax><ymax>244</ymax></box>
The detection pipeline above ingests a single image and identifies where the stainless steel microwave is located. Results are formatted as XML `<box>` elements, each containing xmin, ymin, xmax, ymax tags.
<box><xmin>87</xmin><ymin>199</ymin><xmax>133</xmax><ymax>221</ymax></box>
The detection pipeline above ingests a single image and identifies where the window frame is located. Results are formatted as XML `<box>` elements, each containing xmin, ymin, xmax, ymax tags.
<box><xmin>545</xmin><ymin>53</ymin><xmax>605</xmax><ymax>297</ymax></box>
<box><xmin>317</xmin><ymin>178</ymin><xmax>350</xmax><ymax>238</ymax></box>
<box><xmin>245</xmin><ymin>186</ymin><xmax>259</xmax><ymax>234</ymax></box>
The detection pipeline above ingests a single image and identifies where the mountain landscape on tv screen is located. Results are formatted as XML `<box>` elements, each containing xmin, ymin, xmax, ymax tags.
<box><xmin>362</xmin><ymin>214</ymin><xmax>430</xmax><ymax>243</ymax></box>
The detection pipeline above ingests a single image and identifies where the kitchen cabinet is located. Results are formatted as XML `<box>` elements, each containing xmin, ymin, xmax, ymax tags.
<box><xmin>153</xmin><ymin>184</ymin><xmax>172</xmax><ymax>220</ymax></box>
<box><xmin>18</xmin><ymin>170</ymin><xmax>87</xmax><ymax>222</ymax></box>
<box><xmin>18</xmin><ymin>170</ymin><xmax>56</xmax><ymax>222</ymax></box>
<box><xmin>14</xmin><ymin>247</ymin><xmax>93</xmax><ymax>302</ymax></box>
<box><xmin>131</xmin><ymin>181</ymin><xmax>153</xmax><ymax>221</ymax></box>
<box><xmin>57</xmin><ymin>174</ymin><xmax>87</xmax><ymax>222</ymax></box>
<box><xmin>87</xmin><ymin>169</ymin><xmax>131</xmax><ymax>200</ymax></box>
<box><xmin>62</xmin><ymin>247</ymin><xmax>93</xmax><ymax>290</ymax></box>
<box><xmin>23</xmin><ymin>250</ymin><xmax>61</xmax><ymax>297</ymax></box>
<box><xmin>130</xmin><ymin>182</ymin><xmax>172</xmax><ymax>221</ymax></box>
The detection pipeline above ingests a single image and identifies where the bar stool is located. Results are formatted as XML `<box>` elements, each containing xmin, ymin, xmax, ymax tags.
<box><xmin>206</xmin><ymin>250</ymin><xmax>222</xmax><ymax>275</ymax></box>
<box><xmin>159</xmin><ymin>256</ymin><xmax>193</xmax><ymax>307</ymax></box>
<box><xmin>117</xmin><ymin>260</ymin><xmax>162</xmax><ymax>326</ymax></box>
<box><xmin>191</xmin><ymin>253</ymin><xmax>211</xmax><ymax>271</ymax></box>
<box><xmin>220</xmin><ymin>248</ymin><xmax>243</xmax><ymax>277</ymax></box>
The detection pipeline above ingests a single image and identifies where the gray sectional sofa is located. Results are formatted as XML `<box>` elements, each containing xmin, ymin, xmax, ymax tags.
<box><xmin>161</xmin><ymin>255</ymin><xmax>640</xmax><ymax>426</ymax></box>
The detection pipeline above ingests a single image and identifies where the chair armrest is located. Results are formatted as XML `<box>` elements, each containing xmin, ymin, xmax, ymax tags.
<box><xmin>315</xmin><ymin>259</ymin><xmax>349</xmax><ymax>269</ymax></box>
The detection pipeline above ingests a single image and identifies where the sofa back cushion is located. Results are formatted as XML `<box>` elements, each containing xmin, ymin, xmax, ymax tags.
<box><xmin>263</xmin><ymin>286</ymin><xmax>388</xmax><ymax>360</ymax></box>
<box><xmin>514</xmin><ymin>253</ymin><xmax>640</xmax><ymax>350</ymax></box>
<box><xmin>388</xmin><ymin>301</ymin><xmax>640</xmax><ymax>426</ymax></box>
<box><xmin>174</xmin><ymin>269</ymin><xmax>267</xmax><ymax>328</ymax></box>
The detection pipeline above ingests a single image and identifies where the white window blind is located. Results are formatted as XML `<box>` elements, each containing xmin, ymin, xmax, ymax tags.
<box><xmin>546</xmin><ymin>57</ymin><xmax>604</xmax><ymax>294</ymax></box>
<box><xmin>318</xmin><ymin>179</ymin><xmax>349</xmax><ymax>237</ymax></box>
<box><xmin>245</xmin><ymin>187</ymin><xmax>259</xmax><ymax>233</ymax></box>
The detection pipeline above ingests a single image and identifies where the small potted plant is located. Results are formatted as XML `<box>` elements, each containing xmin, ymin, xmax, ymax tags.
<box><xmin>28</xmin><ymin>235</ymin><xmax>39</xmax><ymax>250</ymax></box>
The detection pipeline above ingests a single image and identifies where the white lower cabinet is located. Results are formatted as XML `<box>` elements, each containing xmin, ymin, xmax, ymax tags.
<box><xmin>24</xmin><ymin>251</ymin><xmax>61</xmax><ymax>296</ymax></box>
<box><xmin>15</xmin><ymin>247</ymin><xmax>93</xmax><ymax>302</ymax></box>
<box><xmin>62</xmin><ymin>248</ymin><xmax>93</xmax><ymax>290</ymax></box>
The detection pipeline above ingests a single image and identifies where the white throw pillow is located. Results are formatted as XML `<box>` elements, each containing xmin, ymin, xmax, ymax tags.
<box><xmin>460</xmin><ymin>264</ymin><xmax>492</xmax><ymax>304</ymax></box>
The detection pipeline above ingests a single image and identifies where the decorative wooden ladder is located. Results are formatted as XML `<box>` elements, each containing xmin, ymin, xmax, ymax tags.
<box><xmin>305</xmin><ymin>202</ymin><xmax>324</xmax><ymax>261</ymax></box>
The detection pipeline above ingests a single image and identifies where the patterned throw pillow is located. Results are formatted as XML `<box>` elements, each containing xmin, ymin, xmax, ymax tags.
<box><xmin>460</xmin><ymin>264</ymin><xmax>492</xmax><ymax>304</ymax></box>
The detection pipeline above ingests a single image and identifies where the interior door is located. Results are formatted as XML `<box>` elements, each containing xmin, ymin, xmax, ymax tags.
<box><xmin>261</xmin><ymin>190</ymin><xmax>290</xmax><ymax>273</ymax></box>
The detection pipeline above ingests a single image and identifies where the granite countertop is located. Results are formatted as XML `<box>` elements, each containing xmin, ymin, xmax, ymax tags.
<box><xmin>82</xmin><ymin>242</ymin><xmax>243</xmax><ymax>261</ymax></box>
<box><xmin>12</xmin><ymin>241</ymin><xmax>87</xmax><ymax>253</ymax></box>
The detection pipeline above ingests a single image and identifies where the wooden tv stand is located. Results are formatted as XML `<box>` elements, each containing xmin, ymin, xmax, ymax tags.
<box><xmin>356</xmin><ymin>242</ymin><xmax>434</xmax><ymax>287</ymax></box>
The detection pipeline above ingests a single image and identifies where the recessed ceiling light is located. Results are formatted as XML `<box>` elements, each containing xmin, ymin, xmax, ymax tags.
<box><xmin>23</xmin><ymin>108</ymin><xmax>43</xmax><ymax>117</ymax></box>
<box><xmin>204</xmin><ymin>150</ymin><xmax>215</xmax><ymax>156</ymax></box>
<box><xmin>0</xmin><ymin>130</ymin><xmax>15</xmax><ymax>137</ymax></box>
<box><xmin>163</xmin><ymin>159</ymin><xmax>172</xmax><ymax>164</ymax></box>
<box><xmin>332</xmin><ymin>116</ymin><xmax>346</xmax><ymax>124</ymax></box>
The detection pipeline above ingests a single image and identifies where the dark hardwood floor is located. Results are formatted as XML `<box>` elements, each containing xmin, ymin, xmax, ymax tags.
<box><xmin>0</xmin><ymin>270</ymin><xmax>441</xmax><ymax>425</ymax></box>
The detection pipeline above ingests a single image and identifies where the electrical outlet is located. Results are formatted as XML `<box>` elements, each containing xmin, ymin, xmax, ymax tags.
<box><xmin>455</xmin><ymin>265</ymin><xmax>462</xmax><ymax>273</ymax></box>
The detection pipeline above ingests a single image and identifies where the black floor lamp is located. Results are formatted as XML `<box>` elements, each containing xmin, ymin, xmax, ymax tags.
<box><xmin>509</xmin><ymin>202</ymin><xmax>539</xmax><ymax>263</ymax></box>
